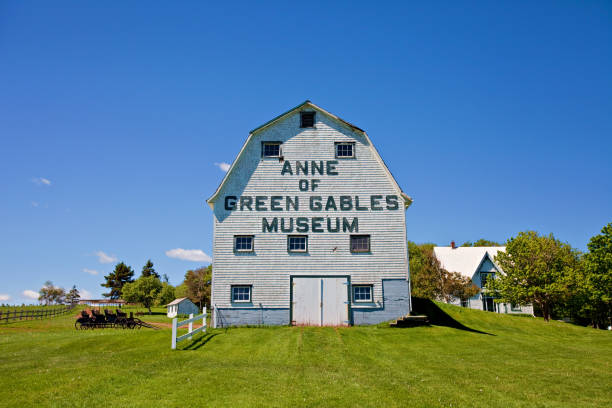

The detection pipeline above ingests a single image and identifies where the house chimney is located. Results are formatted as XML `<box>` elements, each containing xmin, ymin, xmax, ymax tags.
<box><xmin>451</xmin><ymin>241</ymin><xmax>456</xmax><ymax>249</ymax></box>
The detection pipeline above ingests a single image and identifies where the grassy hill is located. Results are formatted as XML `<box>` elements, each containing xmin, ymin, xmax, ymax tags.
<box><xmin>0</xmin><ymin>303</ymin><xmax>610</xmax><ymax>407</ymax></box>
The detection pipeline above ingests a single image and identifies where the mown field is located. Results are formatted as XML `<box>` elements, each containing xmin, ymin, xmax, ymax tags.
<box><xmin>0</xmin><ymin>303</ymin><xmax>610</xmax><ymax>408</ymax></box>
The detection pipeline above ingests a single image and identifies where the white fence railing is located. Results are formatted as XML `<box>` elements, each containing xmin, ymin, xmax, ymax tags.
<box><xmin>171</xmin><ymin>307</ymin><xmax>206</xmax><ymax>350</ymax></box>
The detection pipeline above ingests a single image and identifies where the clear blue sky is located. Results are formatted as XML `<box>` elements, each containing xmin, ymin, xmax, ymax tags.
<box><xmin>1</xmin><ymin>1</ymin><xmax>610</xmax><ymax>304</ymax></box>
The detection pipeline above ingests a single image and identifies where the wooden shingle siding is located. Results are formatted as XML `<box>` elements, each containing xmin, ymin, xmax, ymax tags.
<box><xmin>210</xmin><ymin>106</ymin><xmax>409</xmax><ymax>319</ymax></box>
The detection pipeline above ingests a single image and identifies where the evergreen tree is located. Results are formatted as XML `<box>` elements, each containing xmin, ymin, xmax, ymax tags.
<box><xmin>66</xmin><ymin>285</ymin><xmax>80</xmax><ymax>304</ymax></box>
<box><xmin>101</xmin><ymin>262</ymin><xmax>134</xmax><ymax>299</ymax></box>
<box><xmin>141</xmin><ymin>259</ymin><xmax>160</xmax><ymax>279</ymax></box>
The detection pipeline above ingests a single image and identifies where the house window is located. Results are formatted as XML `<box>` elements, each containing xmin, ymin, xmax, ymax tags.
<box><xmin>511</xmin><ymin>303</ymin><xmax>521</xmax><ymax>312</ymax></box>
<box><xmin>350</xmin><ymin>235</ymin><xmax>370</xmax><ymax>253</ymax></box>
<box><xmin>353</xmin><ymin>285</ymin><xmax>373</xmax><ymax>302</ymax></box>
<box><xmin>335</xmin><ymin>142</ymin><xmax>355</xmax><ymax>158</ymax></box>
<box><xmin>461</xmin><ymin>299</ymin><xmax>469</xmax><ymax>308</ymax></box>
<box><xmin>231</xmin><ymin>285</ymin><xmax>251</xmax><ymax>303</ymax></box>
<box><xmin>288</xmin><ymin>235</ymin><xmax>308</xmax><ymax>252</ymax></box>
<box><xmin>480</xmin><ymin>273</ymin><xmax>493</xmax><ymax>288</ymax></box>
<box><xmin>262</xmin><ymin>142</ymin><xmax>281</xmax><ymax>158</ymax></box>
<box><xmin>300</xmin><ymin>111</ymin><xmax>315</xmax><ymax>128</ymax></box>
<box><xmin>234</xmin><ymin>235</ymin><xmax>254</xmax><ymax>252</ymax></box>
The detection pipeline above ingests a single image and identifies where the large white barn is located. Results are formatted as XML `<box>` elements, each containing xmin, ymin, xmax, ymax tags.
<box><xmin>207</xmin><ymin>101</ymin><xmax>413</xmax><ymax>327</ymax></box>
<box><xmin>433</xmin><ymin>244</ymin><xmax>534</xmax><ymax>315</ymax></box>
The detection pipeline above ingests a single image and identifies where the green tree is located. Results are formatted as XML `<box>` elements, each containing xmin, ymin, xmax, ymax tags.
<box><xmin>579</xmin><ymin>223</ymin><xmax>612</xmax><ymax>328</ymax></box>
<box><xmin>156</xmin><ymin>282</ymin><xmax>176</xmax><ymax>306</ymax></box>
<box><xmin>122</xmin><ymin>276</ymin><xmax>163</xmax><ymax>314</ymax></box>
<box><xmin>38</xmin><ymin>281</ymin><xmax>66</xmax><ymax>305</ymax></box>
<box><xmin>141</xmin><ymin>259</ymin><xmax>160</xmax><ymax>279</ymax></box>
<box><xmin>488</xmin><ymin>231</ymin><xmax>579</xmax><ymax>321</ymax></box>
<box><xmin>408</xmin><ymin>242</ymin><xmax>439</xmax><ymax>299</ymax></box>
<box><xmin>101</xmin><ymin>262</ymin><xmax>134</xmax><ymax>299</ymax></box>
<box><xmin>174</xmin><ymin>282</ymin><xmax>188</xmax><ymax>298</ymax></box>
<box><xmin>462</xmin><ymin>239</ymin><xmax>501</xmax><ymax>247</ymax></box>
<box><xmin>65</xmin><ymin>285</ymin><xmax>80</xmax><ymax>304</ymax></box>
<box><xmin>183</xmin><ymin>265</ymin><xmax>212</xmax><ymax>309</ymax></box>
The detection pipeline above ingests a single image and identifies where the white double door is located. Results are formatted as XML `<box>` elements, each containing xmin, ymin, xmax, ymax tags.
<box><xmin>292</xmin><ymin>277</ymin><xmax>349</xmax><ymax>326</ymax></box>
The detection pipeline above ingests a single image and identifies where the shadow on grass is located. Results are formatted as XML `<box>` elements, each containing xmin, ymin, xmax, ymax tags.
<box><xmin>411</xmin><ymin>297</ymin><xmax>494</xmax><ymax>336</ymax></box>
<box><xmin>180</xmin><ymin>332</ymin><xmax>219</xmax><ymax>350</ymax></box>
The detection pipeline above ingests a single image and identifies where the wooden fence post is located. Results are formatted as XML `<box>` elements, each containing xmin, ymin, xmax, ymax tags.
<box><xmin>188</xmin><ymin>313</ymin><xmax>194</xmax><ymax>340</ymax></box>
<box><xmin>202</xmin><ymin>306</ymin><xmax>207</xmax><ymax>332</ymax></box>
<box><xmin>171</xmin><ymin>318</ymin><xmax>178</xmax><ymax>350</ymax></box>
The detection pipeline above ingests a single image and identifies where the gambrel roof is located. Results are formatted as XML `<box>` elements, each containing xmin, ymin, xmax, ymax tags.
<box><xmin>433</xmin><ymin>246</ymin><xmax>506</xmax><ymax>280</ymax></box>
<box><xmin>207</xmin><ymin>101</ymin><xmax>412</xmax><ymax>209</ymax></box>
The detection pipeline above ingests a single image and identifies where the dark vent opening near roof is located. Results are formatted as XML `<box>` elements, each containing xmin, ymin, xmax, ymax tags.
<box><xmin>300</xmin><ymin>111</ymin><xmax>315</xmax><ymax>128</ymax></box>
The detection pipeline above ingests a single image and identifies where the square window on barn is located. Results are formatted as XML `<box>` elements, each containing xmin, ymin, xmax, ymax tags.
<box><xmin>287</xmin><ymin>235</ymin><xmax>308</xmax><ymax>253</ymax></box>
<box><xmin>353</xmin><ymin>285</ymin><xmax>373</xmax><ymax>302</ymax></box>
<box><xmin>300</xmin><ymin>111</ymin><xmax>315</xmax><ymax>128</ymax></box>
<box><xmin>262</xmin><ymin>142</ymin><xmax>282</xmax><ymax>158</ymax></box>
<box><xmin>231</xmin><ymin>285</ymin><xmax>251</xmax><ymax>303</ymax></box>
<box><xmin>234</xmin><ymin>235</ymin><xmax>254</xmax><ymax>252</ymax></box>
<box><xmin>350</xmin><ymin>235</ymin><xmax>370</xmax><ymax>253</ymax></box>
<box><xmin>335</xmin><ymin>142</ymin><xmax>355</xmax><ymax>158</ymax></box>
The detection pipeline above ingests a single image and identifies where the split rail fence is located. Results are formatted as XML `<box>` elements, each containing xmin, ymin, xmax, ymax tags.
<box><xmin>1</xmin><ymin>304</ymin><xmax>75</xmax><ymax>323</ymax></box>
<box><xmin>171</xmin><ymin>307</ymin><xmax>207</xmax><ymax>349</ymax></box>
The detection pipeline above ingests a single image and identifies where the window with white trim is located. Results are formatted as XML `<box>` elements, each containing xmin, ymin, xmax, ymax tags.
<box><xmin>231</xmin><ymin>285</ymin><xmax>251</xmax><ymax>303</ymax></box>
<box><xmin>511</xmin><ymin>303</ymin><xmax>521</xmax><ymax>312</ymax></box>
<box><xmin>234</xmin><ymin>235</ymin><xmax>254</xmax><ymax>252</ymax></box>
<box><xmin>353</xmin><ymin>285</ymin><xmax>373</xmax><ymax>302</ymax></box>
<box><xmin>350</xmin><ymin>235</ymin><xmax>370</xmax><ymax>253</ymax></box>
<box><xmin>288</xmin><ymin>235</ymin><xmax>308</xmax><ymax>252</ymax></box>
<box><xmin>262</xmin><ymin>142</ymin><xmax>281</xmax><ymax>158</ymax></box>
<box><xmin>335</xmin><ymin>142</ymin><xmax>355</xmax><ymax>158</ymax></box>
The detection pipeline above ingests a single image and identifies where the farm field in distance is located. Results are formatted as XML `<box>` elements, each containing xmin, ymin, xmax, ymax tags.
<box><xmin>0</xmin><ymin>303</ymin><xmax>610</xmax><ymax>408</ymax></box>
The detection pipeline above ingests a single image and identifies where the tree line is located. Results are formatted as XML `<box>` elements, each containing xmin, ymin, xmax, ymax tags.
<box><xmin>100</xmin><ymin>259</ymin><xmax>212</xmax><ymax>314</ymax></box>
<box><xmin>410</xmin><ymin>222</ymin><xmax>611</xmax><ymax>328</ymax></box>
<box><xmin>37</xmin><ymin>282</ymin><xmax>81</xmax><ymax>305</ymax></box>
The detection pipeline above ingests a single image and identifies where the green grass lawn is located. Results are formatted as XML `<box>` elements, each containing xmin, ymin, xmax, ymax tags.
<box><xmin>0</xmin><ymin>303</ymin><xmax>610</xmax><ymax>408</ymax></box>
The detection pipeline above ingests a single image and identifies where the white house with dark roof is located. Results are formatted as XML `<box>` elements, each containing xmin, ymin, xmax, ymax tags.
<box><xmin>206</xmin><ymin>101</ymin><xmax>412</xmax><ymax>327</ymax></box>
<box><xmin>433</xmin><ymin>244</ymin><xmax>533</xmax><ymax>315</ymax></box>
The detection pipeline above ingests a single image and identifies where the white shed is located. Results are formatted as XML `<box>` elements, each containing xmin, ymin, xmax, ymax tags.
<box><xmin>166</xmin><ymin>298</ymin><xmax>200</xmax><ymax>318</ymax></box>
